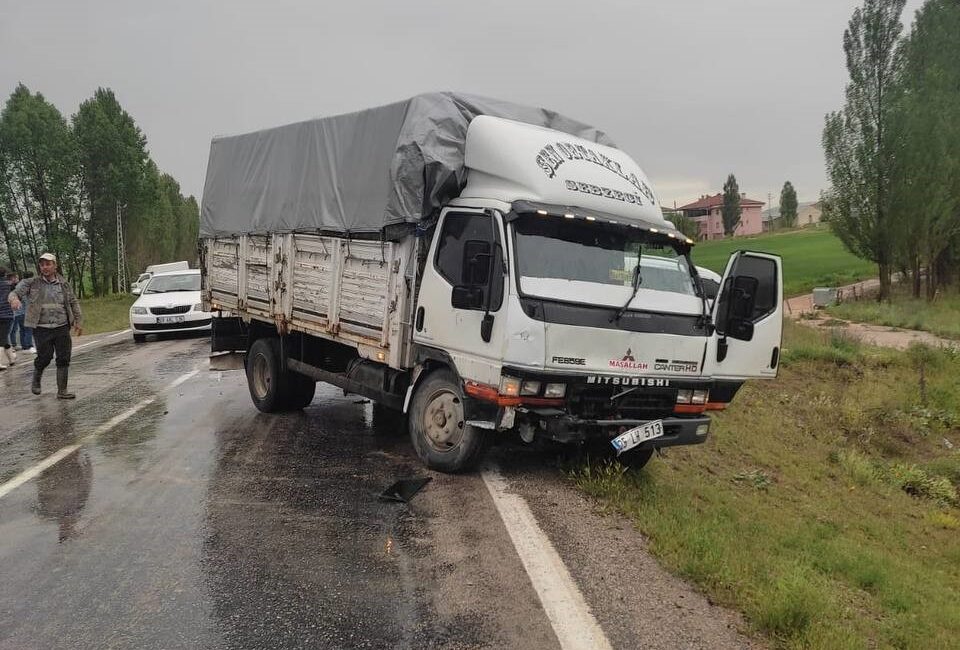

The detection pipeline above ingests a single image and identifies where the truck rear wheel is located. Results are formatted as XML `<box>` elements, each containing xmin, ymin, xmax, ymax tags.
<box><xmin>285</xmin><ymin>371</ymin><xmax>317</xmax><ymax>410</ymax></box>
<box><xmin>409</xmin><ymin>369</ymin><xmax>486</xmax><ymax>473</ymax></box>
<box><xmin>246</xmin><ymin>338</ymin><xmax>288</xmax><ymax>413</ymax></box>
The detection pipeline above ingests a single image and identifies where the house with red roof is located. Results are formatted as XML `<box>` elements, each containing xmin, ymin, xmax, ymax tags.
<box><xmin>677</xmin><ymin>193</ymin><xmax>765</xmax><ymax>240</ymax></box>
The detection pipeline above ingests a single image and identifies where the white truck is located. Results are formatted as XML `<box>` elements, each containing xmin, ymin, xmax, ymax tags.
<box><xmin>131</xmin><ymin>260</ymin><xmax>191</xmax><ymax>295</ymax></box>
<box><xmin>200</xmin><ymin>93</ymin><xmax>782</xmax><ymax>472</ymax></box>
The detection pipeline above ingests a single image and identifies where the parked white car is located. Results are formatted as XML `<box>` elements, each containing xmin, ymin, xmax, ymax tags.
<box><xmin>129</xmin><ymin>270</ymin><xmax>212</xmax><ymax>342</ymax></box>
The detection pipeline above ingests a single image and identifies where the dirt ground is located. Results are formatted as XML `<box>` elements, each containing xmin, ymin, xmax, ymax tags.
<box><xmin>785</xmin><ymin>279</ymin><xmax>959</xmax><ymax>351</ymax></box>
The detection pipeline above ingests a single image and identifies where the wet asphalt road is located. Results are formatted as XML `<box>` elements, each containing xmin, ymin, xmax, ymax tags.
<box><xmin>0</xmin><ymin>334</ymin><xmax>759</xmax><ymax>650</ymax></box>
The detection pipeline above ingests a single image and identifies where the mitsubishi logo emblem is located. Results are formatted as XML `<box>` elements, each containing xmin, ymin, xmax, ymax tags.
<box><xmin>622</xmin><ymin>348</ymin><xmax>635</xmax><ymax>362</ymax></box>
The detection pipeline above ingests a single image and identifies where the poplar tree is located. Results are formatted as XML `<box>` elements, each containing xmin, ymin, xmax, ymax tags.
<box><xmin>780</xmin><ymin>181</ymin><xmax>798</xmax><ymax>228</ymax></box>
<box><xmin>823</xmin><ymin>0</ymin><xmax>906</xmax><ymax>299</ymax></box>
<box><xmin>721</xmin><ymin>174</ymin><xmax>741</xmax><ymax>236</ymax></box>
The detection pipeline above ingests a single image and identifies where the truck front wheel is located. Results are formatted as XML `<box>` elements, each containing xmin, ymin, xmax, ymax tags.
<box><xmin>409</xmin><ymin>369</ymin><xmax>486</xmax><ymax>473</ymax></box>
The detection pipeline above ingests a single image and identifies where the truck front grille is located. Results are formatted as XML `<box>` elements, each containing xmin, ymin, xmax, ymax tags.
<box><xmin>567</xmin><ymin>385</ymin><xmax>677</xmax><ymax>420</ymax></box>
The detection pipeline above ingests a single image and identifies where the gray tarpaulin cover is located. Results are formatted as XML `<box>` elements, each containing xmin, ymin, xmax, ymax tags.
<box><xmin>200</xmin><ymin>92</ymin><xmax>616</xmax><ymax>238</ymax></box>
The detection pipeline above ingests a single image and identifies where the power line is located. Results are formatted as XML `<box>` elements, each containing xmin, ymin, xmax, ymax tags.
<box><xmin>116</xmin><ymin>201</ymin><xmax>128</xmax><ymax>293</ymax></box>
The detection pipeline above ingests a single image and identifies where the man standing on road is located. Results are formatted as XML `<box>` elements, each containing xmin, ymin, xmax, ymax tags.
<box><xmin>0</xmin><ymin>267</ymin><xmax>14</xmax><ymax>370</ymax></box>
<box><xmin>8</xmin><ymin>253</ymin><xmax>83</xmax><ymax>398</ymax></box>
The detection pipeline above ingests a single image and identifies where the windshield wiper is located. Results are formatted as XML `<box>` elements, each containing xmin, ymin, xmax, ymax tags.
<box><xmin>611</xmin><ymin>261</ymin><xmax>642</xmax><ymax>323</ymax></box>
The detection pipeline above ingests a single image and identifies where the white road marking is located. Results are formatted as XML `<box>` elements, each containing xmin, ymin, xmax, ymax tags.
<box><xmin>74</xmin><ymin>329</ymin><xmax>131</xmax><ymax>351</ymax></box>
<box><xmin>481</xmin><ymin>466</ymin><xmax>613</xmax><ymax>650</ymax></box>
<box><xmin>0</xmin><ymin>368</ymin><xmax>200</xmax><ymax>501</ymax></box>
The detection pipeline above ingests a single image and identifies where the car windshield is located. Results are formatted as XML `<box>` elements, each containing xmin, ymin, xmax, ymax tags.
<box><xmin>144</xmin><ymin>273</ymin><xmax>200</xmax><ymax>293</ymax></box>
<box><xmin>512</xmin><ymin>214</ymin><xmax>696</xmax><ymax>297</ymax></box>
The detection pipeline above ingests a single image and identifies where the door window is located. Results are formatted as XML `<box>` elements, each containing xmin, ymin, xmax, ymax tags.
<box><xmin>434</xmin><ymin>212</ymin><xmax>504</xmax><ymax>310</ymax></box>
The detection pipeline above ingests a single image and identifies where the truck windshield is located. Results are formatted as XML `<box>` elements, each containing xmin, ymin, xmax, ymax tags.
<box><xmin>512</xmin><ymin>214</ymin><xmax>699</xmax><ymax>308</ymax></box>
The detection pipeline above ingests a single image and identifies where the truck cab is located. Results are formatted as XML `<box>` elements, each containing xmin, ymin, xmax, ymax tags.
<box><xmin>406</xmin><ymin>117</ymin><xmax>782</xmax><ymax>470</ymax></box>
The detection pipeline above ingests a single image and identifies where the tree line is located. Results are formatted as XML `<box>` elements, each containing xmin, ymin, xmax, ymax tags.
<box><xmin>0</xmin><ymin>84</ymin><xmax>199</xmax><ymax>297</ymax></box>
<box><xmin>823</xmin><ymin>0</ymin><xmax>960</xmax><ymax>300</ymax></box>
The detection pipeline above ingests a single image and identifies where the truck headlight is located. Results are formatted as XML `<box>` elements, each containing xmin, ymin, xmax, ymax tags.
<box><xmin>520</xmin><ymin>380</ymin><xmax>541</xmax><ymax>396</ymax></box>
<box><xmin>676</xmin><ymin>389</ymin><xmax>692</xmax><ymax>404</ymax></box>
<box><xmin>130</xmin><ymin>306</ymin><xmax>148</xmax><ymax>315</ymax></box>
<box><xmin>499</xmin><ymin>376</ymin><xmax>521</xmax><ymax>397</ymax></box>
<box><xmin>691</xmin><ymin>389</ymin><xmax>709</xmax><ymax>405</ymax></box>
<box><xmin>543</xmin><ymin>383</ymin><xmax>566</xmax><ymax>398</ymax></box>
<box><xmin>193</xmin><ymin>303</ymin><xmax>204</xmax><ymax>312</ymax></box>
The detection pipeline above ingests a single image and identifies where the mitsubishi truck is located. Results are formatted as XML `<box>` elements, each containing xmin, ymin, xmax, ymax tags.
<box><xmin>200</xmin><ymin>93</ymin><xmax>782</xmax><ymax>472</ymax></box>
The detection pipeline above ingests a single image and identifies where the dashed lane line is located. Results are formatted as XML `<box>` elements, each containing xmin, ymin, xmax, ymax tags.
<box><xmin>481</xmin><ymin>466</ymin><xmax>613</xmax><ymax>650</ymax></box>
<box><xmin>74</xmin><ymin>329</ymin><xmax>132</xmax><ymax>351</ymax></box>
<box><xmin>0</xmin><ymin>368</ymin><xmax>200</xmax><ymax>501</ymax></box>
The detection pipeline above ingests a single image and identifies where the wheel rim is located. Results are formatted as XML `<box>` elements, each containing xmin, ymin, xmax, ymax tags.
<box><xmin>251</xmin><ymin>353</ymin><xmax>271</xmax><ymax>400</ymax></box>
<box><xmin>421</xmin><ymin>388</ymin><xmax>465</xmax><ymax>452</ymax></box>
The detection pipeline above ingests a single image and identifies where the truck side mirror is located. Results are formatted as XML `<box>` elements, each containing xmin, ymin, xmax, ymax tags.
<box><xmin>730</xmin><ymin>276</ymin><xmax>758</xmax><ymax>319</ymax></box>
<box><xmin>725</xmin><ymin>276</ymin><xmax>758</xmax><ymax>341</ymax></box>
<box><xmin>462</xmin><ymin>240</ymin><xmax>492</xmax><ymax>285</ymax></box>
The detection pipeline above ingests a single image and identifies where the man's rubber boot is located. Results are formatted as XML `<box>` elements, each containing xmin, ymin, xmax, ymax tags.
<box><xmin>32</xmin><ymin>368</ymin><xmax>42</xmax><ymax>394</ymax></box>
<box><xmin>56</xmin><ymin>367</ymin><xmax>75</xmax><ymax>399</ymax></box>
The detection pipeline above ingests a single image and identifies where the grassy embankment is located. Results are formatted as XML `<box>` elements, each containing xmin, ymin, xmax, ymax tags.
<box><xmin>827</xmin><ymin>286</ymin><xmax>960</xmax><ymax>341</ymax></box>
<box><xmin>691</xmin><ymin>226</ymin><xmax>875</xmax><ymax>297</ymax></box>
<box><xmin>78</xmin><ymin>294</ymin><xmax>136</xmax><ymax>336</ymax></box>
<box><xmin>573</xmin><ymin>321</ymin><xmax>960</xmax><ymax>649</ymax></box>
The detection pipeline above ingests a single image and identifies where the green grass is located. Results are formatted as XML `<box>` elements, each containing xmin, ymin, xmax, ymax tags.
<box><xmin>827</xmin><ymin>287</ymin><xmax>960</xmax><ymax>340</ymax></box>
<box><xmin>78</xmin><ymin>294</ymin><xmax>136</xmax><ymax>335</ymax></box>
<box><xmin>691</xmin><ymin>226</ymin><xmax>876</xmax><ymax>297</ymax></box>
<box><xmin>572</xmin><ymin>321</ymin><xmax>960</xmax><ymax>648</ymax></box>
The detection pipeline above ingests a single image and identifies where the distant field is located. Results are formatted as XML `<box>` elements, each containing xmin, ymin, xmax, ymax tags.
<box><xmin>690</xmin><ymin>226</ymin><xmax>876</xmax><ymax>297</ymax></box>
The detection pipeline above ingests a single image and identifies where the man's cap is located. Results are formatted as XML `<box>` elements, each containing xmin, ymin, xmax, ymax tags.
<box><xmin>38</xmin><ymin>252</ymin><xmax>57</xmax><ymax>262</ymax></box>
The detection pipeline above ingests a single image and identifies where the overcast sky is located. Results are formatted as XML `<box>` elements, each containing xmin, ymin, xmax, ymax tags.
<box><xmin>1</xmin><ymin>0</ymin><xmax>923</xmax><ymax>208</ymax></box>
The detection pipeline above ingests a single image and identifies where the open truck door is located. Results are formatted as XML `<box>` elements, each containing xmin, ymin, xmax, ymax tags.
<box><xmin>706</xmin><ymin>251</ymin><xmax>782</xmax><ymax>379</ymax></box>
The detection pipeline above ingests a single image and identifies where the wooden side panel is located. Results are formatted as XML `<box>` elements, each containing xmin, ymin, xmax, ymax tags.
<box><xmin>337</xmin><ymin>241</ymin><xmax>392</xmax><ymax>339</ymax></box>
<box><xmin>245</xmin><ymin>235</ymin><xmax>270</xmax><ymax>308</ymax></box>
<box><xmin>208</xmin><ymin>238</ymin><xmax>240</xmax><ymax>309</ymax></box>
<box><xmin>291</xmin><ymin>235</ymin><xmax>335</xmax><ymax>327</ymax></box>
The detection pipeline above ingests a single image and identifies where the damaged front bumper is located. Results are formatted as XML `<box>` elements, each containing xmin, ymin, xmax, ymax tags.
<box><xmin>515</xmin><ymin>409</ymin><xmax>711</xmax><ymax>447</ymax></box>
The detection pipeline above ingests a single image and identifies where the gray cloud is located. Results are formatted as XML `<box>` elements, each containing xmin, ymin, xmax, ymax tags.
<box><xmin>1</xmin><ymin>0</ymin><xmax>924</xmax><ymax>207</ymax></box>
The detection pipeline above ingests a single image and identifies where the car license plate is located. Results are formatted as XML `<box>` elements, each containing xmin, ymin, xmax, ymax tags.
<box><xmin>157</xmin><ymin>315</ymin><xmax>185</xmax><ymax>324</ymax></box>
<box><xmin>610</xmin><ymin>420</ymin><xmax>664</xmax><ymax>455</ymax></box>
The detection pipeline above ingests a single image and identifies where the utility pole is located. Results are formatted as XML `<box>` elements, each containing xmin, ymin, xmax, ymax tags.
<box><xmin>116</xmin><ymin>201</ymin><xmax>128</xmax><ymax>293</ymax></box>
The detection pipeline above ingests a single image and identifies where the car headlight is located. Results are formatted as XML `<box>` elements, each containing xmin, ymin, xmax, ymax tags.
<box><xmin>520</xmin><ymin>380</ymin><xmax>541</xmax><ymax>396</ymax></box>
<box><xmin>543</xmin><ymin>383</ymin><xmax>566</xmax><ymax>398</ymax></box>
<box><xmin>193</xmin><ymin>303</ymin><xmax>204</xmax><ymax>312</ymax></box>
<box><xmin>499</xmin><ymin>375</ymin><xmax>521</xmax><ymax>397</ymax></box>
<box><xmin>130</xmin><ymin>306</ymin><xmax>148</xmax><ymax>315</ymax></box>
<box><xmin>676</xmin><ymin>389</ymin><xmax>709</xmax><ymax>405</ymax></box>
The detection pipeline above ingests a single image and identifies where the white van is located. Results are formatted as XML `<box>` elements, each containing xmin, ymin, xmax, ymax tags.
<box><xmin>131</xmin><ymin>261</ymin><xmax>190</xmax><ymax>295</ymax></box>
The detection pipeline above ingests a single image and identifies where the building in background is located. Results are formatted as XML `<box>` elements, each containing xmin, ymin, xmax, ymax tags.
<box><xmin>762</xmin><ymin>201</ymin><xmax>822</xmax><ymax>231</ymax></box>
<box><xmin>677</xmin><ymin>193</ymin><xmax>765</xmax><ymax>240</ymax></box>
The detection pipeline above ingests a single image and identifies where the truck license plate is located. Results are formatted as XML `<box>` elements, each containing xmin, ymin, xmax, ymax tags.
<box><xmin>157</xmin><ymin>315</ymin><xmax>185</xmax><ymax>324</ymax></box>
<box><xmin>610</xmin><ymin>420</ymin><xmax>664</xmax><ymax>455</ymax></box>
